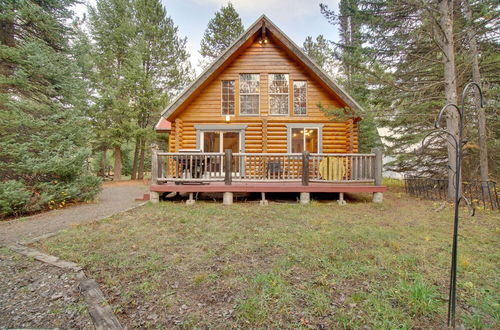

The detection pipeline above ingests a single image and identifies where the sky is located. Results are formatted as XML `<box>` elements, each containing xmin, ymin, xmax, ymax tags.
<box><xmin>75</xmin><ymin>0</ymin><xmax>341</xmax><ymax>74</ymax></box>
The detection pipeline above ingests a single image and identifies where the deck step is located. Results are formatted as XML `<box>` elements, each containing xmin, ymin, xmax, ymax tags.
<box><xmin>135</xmin><ymin>193</ymin><xmax>150</xmax><ymax>201</ymax></box>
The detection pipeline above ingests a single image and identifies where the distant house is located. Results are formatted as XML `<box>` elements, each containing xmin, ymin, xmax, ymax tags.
<box><xmin>151</xmin><ymin>15</ymin><xmax>386</xmax><ymax>204</ymax></box>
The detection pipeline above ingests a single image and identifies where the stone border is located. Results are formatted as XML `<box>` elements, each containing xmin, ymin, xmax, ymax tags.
<box><xmin>6</xmin><ymin>202</ymin><xmax>147</xmax><ymax>330</ymax></box>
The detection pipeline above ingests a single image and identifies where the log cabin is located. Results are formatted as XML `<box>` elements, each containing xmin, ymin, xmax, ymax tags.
<box><xmin>150</xmin><ymin>15</ymin><xmax>386</xmax><ymax>204</ymax></box>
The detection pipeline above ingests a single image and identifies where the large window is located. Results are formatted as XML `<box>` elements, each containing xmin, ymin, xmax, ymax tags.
<box><xmin>291</xmin><ymin>128</ymin><xmax>318</xmax><ymax>153</ymax></box>
<box><xmin>269</xmin><ymin>73</ymin><xmax>289</xmax><ymax>115</ymax></box>
<box><xmin>293</xmin><ymin>81</ymin><xmax>307</xmax><ymax>115</ymax></box>
<box><xmin>239</xmin><ymin>74</ymin><xmax>260</xmax><ymax>115</ymax></box>
<box><xmin>221</xmin><ymin>80</ymin><xmax>235</xmax><ymax>115</ymax></box>
<box><xmin>202</xmin><ymin>131</ymin><xmax>240</xmax><ymax>152</ymax></box>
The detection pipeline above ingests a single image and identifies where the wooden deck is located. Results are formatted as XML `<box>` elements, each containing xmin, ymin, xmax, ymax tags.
<box><xmin>150</xmin><ymin>150</ymin><xmax>386</xmax><ymax>203</ymax></box>
<box><xmin>150</xmin><ymin>182</ymin><xmax>387</xmax><ymax>193</ymax></box>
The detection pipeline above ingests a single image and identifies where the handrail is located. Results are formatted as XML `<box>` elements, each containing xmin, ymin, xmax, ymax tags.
<box><xmin>157</xmin><ymin>152</ymin><xmax>224</xmax><ymax>156</ymax></box>
<box><xmin>152</xmin><ymin>150</ymin><xmax>383</xmax><ymax>185</ymax></box>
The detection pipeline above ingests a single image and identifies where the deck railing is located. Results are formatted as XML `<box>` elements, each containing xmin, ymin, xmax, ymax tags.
<box><xmin>152</xmin><ymin>149</ymin><xmax>383</xmax><ymax>186</ymax></box>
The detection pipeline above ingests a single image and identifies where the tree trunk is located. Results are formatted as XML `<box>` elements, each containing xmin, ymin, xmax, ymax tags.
<box><xmin>100</xmin><ymin>146</ymin><xmax>107</xmax><ymax>177</ymax></box>
<box><xmin>439</xmin><ymin>0</ymin><xmax>460</xmax><ymax>200</ymax></box>
<box><xmin>465</xmin><ymin>0</ymin><xmax>489</xmax><ymax>198</ymax></box>
<box><xmin>137</xmin><ymin>138</ymin><xmax>146</xmax><ymax>180</ymax></box>
<box><xmin>113</xmin><ymin>145</ymin><xmax>122</xmax><ymax>181</ymax></box>
<box><xmin>131</xmin><ymin>136</ymin><xmax>140</xmax><ymax>180</ymax></box>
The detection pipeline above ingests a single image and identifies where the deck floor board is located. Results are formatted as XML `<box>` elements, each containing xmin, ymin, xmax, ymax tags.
<box><xmin>150</xmin><ymin>182</ymin><xmax>386</xmax><ymax>193</ymax></box>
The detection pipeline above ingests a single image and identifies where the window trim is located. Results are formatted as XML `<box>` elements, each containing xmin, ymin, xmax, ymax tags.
<box><xmin>286</xmin><ymin>123</ymin><xmax>323</xmax><ymax>153</ymax></box>
<box><xmin>293</xmin><ymin>80</ymin><xmax>307</xmax><ymax>116</ymax></box>
<box><xmin>239</xmin><ymin>73</ymin><xmax>260</xmax><ymax>116</ymax></box>
<box><xmin>268</xmin><ymin>73</ymin><xmax>290</xmax><ymax>116</ymax></box>
<box><xmin>220</xmin><ymin>80</ymin><xmax>235</xmax><ymax>116</ymax></box>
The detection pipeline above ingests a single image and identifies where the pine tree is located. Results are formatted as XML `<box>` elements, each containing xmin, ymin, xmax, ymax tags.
<box><xmin>0</xmin><ymin>0</ymin><xmax>101</xmax><ymax>217</ymax></box>
<box><xmin>320</xmin><ymin>0</ymin><xmax>499</xmax><ymax>187</ymax></box>
<box><xmin>199</xmin><ymin>2</ymin><xmax>244</xmax><ymax>67</ymax></box>
<box><xmin>320</xmin><ymin>1</ymin><xmax>381</xmax><ymax>153</ymax></box>
<box><xmin>130</xmin><ymin>0</ymin><xmax>193</xmax><ymax>179</ymax></box>
<box><xmin>88</xmin><ymin>0</ymin><xmax>138</xmax><ymax>181</ymax></box>
<box><xmin>302</xmin><ymin>35</ymin><xmax>337</xmax><ymax>78</ymax></box>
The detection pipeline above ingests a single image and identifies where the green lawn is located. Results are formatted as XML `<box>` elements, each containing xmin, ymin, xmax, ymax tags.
<box><xmin>37</xmin><ymin>188</ymin><xmax>499</xmax><ymax>329</ymax></box>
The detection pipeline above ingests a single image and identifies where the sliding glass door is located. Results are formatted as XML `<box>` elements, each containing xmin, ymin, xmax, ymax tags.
<box><xmin>201</xmin><ymin>131</ymin><xmax>241</xmax><ymax>175</ymax></box>
<box><xmin>202</xmin><ymin>131</ymin><xmax>240</xmax><ymax>153</ymax></box>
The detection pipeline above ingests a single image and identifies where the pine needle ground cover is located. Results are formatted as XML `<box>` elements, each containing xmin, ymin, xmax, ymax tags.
<box><xmin>36</xmin><ymin>187</ymin><xmax>499</xmax><ymax>329</ymax></box>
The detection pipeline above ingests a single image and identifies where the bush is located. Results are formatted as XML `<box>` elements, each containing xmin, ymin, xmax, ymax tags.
<box><xmin>0</xmin><ymin>181</ymin><xmax>32</xmax><ymax>218</ymax></box>
<box><xmin>0</xmin><ymin>176</ymin><xmax>102</xmax><ymax>219</ymax></box>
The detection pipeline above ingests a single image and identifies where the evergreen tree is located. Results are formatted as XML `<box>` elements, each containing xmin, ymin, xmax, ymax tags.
<box><xmin>320</xmin><ymin>0</ymin><xmax>499</xmax><ymax>184</ymax></box>
<box><xmin>130</xmin><ymin>0</ymin><xmax>193</xmax><ymax>179</ymax></box>
<box><xmin>88</xmin><ymin>0</ymin><xmax>138</xmax><ymax>181</ymax></box>
<box><xmin>320</xmin><ymin>2</ymin><xmax>381</xmax><ymax>153</ymax></box>
<box><xmin>199</xmin><ymin>2</ymin><xmax>244</xmax><ymax>67</ymax></box>
<box><xmin>302</xmin><ymin>35</ymin><xmax>337</xmax><ymax>78</ymax></box>
<box><xmin>0</xmin><ymin>0</ymin><xmax>101</xmax><ymax>217</ymax></box>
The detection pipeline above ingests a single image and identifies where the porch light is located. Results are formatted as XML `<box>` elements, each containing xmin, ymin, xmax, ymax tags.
<box><xmin>225</xmin><ymin>115</ymin><xmax>230</xmax><ymax>122</ymax></box>
<box><xmin>257</xmin><ymin>37</ymin><xmax>268</xmax><ymax>45</ymax></box>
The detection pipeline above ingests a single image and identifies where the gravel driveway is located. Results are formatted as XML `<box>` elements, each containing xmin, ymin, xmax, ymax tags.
<box><xmin>0</xmin><ymin>181</ymin><xmax>148</xmax><ymax>246</ymax></box>
<box><xmin>0</xmin><ymin>247</ymin><xmax>94</xmax><ymax>329</ymax></box>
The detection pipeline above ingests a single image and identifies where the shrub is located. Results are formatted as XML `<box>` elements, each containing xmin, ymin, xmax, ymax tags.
<box><xmin>0</xmin><ymin>181</ymin><xmax>32</xmax><ymax>218</ymax></box>
<box><xmin>0</xmin><ymin>176</ymin><xmax>102</xmax><ymax>219</ymax></box>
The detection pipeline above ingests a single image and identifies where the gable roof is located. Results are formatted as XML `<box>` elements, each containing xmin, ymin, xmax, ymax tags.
<box><xmin>159</xmin><ymin>15</ymin><xmax>365</xmax><ymax>121</ymax></box>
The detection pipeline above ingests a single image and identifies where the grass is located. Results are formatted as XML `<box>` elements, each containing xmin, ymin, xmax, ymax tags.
<box><xmin>36</xmin><ymin>186</ymin><xmax>499</xmax><ymax>329</ymax></box>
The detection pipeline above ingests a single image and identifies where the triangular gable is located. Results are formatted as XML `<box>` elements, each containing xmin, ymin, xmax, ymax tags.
<box><xmin>159</xmin><ymin>15</ymin><xmax>364</xmax><ymax>122</ymax></box>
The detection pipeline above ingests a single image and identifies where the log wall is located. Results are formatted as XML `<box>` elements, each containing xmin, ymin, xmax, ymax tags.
<box><xmin>168</xmin><ymin>37</ymin><xmax>359</xmax><ymax>153</ymax></box>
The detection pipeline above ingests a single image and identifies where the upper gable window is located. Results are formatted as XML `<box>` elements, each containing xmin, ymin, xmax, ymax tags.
<box><xmin>269</xmin><ymin>73</ymin><xmax>289</xmax><ymax>115</ymax></box>
<box><xmin>221</xmin><ymin>80</ymin><xmax>235</xmax><ymax>115</ymax></box>
<box><xmin>239</xmin><ymin>73</ymin><xmax>260</xmax><ymax>115</ymax></box>
<box><xmin>293</xmin><ymin>81</ymin><xmax>307</xmax><ymax>115</ymax></box>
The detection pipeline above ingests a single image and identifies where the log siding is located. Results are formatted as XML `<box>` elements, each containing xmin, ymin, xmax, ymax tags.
<box><xmin>166</xmin><ymin>38</ymin><xmax>358</xmax><ymax>154</ymax></box>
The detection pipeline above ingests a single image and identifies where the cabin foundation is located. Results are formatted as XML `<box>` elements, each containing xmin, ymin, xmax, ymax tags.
<box><xmin>338</xmin><ymin>192</ymin><xmax>347</xmax><ymax>205</ymax></box>
<box><xmin>150</xmin><ymin>191</ymin><xmax>160</xmax><ymax>204</ymax></box>
<box><xmin>372</xmin><ymin>192</ymin><xmax>383</xmax><ymax>203</ymax></box>
<box><xmin>186</xmin><ymin>192</ymin><xmax>196</xmax><ymax>205</ymax></box>
<box><xmin>223</xmin><ymin>192</ymin><xmax>233</xmax><ymax>205</ymax></box>
<box><xmin>300</xmin><ymin>192</ymin><xmax>310</xmax><ymax>204</ymax></box>
<box><xmin>259</xmin><ymin>192</ymin><xmax>269</xmax><ymax>206</ymax></box>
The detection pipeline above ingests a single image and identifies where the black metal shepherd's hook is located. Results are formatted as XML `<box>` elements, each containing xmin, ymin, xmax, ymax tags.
<box><xmin>421</xmin><ymin>82</ymin><xmax>484</xmax><ymax>328</ymax></box>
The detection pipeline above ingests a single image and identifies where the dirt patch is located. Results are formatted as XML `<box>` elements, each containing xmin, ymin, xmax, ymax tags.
<box><xmin>0</xmin><ymin>247</ymin><xmax>93</xmax><ymax>329</ymax></box>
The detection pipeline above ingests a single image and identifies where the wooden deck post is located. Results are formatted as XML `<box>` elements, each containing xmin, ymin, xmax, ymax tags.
<box><xmin>301</xmin><ymin>151</ymin><xmax>310</xmax><ymax>204</ymax></box>
<box><xmin>302</xmin><ymin>151</ymin><xmax>309</xmax><ymax>186</ymax></box>
<box><xmin>223</xmin><ymin>149</ymin><xmax>233</xmax><ymax>205</ymax></box>
<box><xmin>150</xmin><ymin>147</ymin><xmax>159</xmax><ymax>203</ymax></box>
<box><xmin>372</xmin><ymin>147</ymin><xmax>383</xmax><ymax>203</ymax></box>
<box><xmin>372</xmin><ymin>148</ymin><xmax>383</xmax><ymax>186</ymax></box>
<box><xmin>225</xmin><ymin>149</ymin><xmax>232</xmax><ymax>185</ymax></box>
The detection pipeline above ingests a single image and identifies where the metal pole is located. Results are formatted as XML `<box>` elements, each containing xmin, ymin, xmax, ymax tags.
<box><xmin>422</xmin><ymin>82</ymin><xmax>484</xmax><ymax>328</ymax></box>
